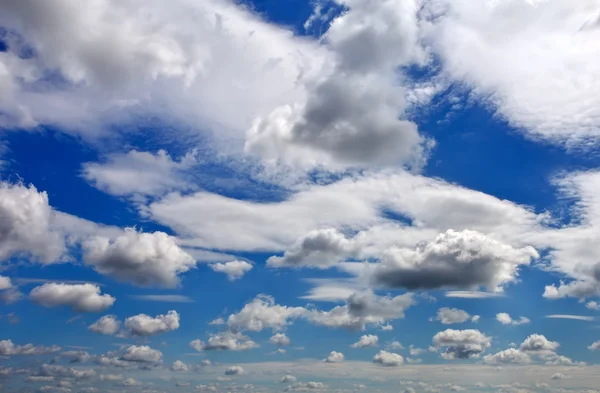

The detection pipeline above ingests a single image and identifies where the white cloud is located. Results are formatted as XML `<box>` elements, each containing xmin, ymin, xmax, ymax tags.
<box><xmin>0</xmin><ymin>182</ymin><xmax>66</xmax><ymax>263</ymax></box>
<box><xmin>100</xmin><ymin>374</ymin><xmax>124</xmax><ymax>382</ymax></box>
<box><xmin>496</xmin><ymin>313</ymin><xmax>530</xmax><ymax>325</ymax></box>
<box><xmin>544</xmin><ymin>314</ymin><xmax>594</xmax><ymax>321</ymax></box>
<box><xmin>369</xmin><ymin>229</ymin><xmax>538</xmax><ymax>292</ymax></box>
<box><xmin>373</xmin><ymin>350</ymin><xmax>404</xmax><ymax>366</ymax></box>
<box><xmin>589</xmin><ymin>341</ymin><xmax>600</xmax><ymax>351</ymax></box>
<box><xmin>586</xmin><ymin>301</ymin><xmax>600</xmax><ymax>310</ymax></box>
<box><xmin>82</xmin><ymin>228</ymin><xmax>196</xmax><ymax>287</ymax></box>
<box><xmin>171</xmin><ymin>360</ymin><xmax>189</xmax><ymax>372</ymax></box>
<box><xmin>351</xmin><ymin>335</ymin><xmax>379</xmax><ymax>348</ymax></box>
<box><xmin>121</xmin><ymin>345</ymin><xmax>162</xmax><ymax>364</ymax></box>
<box><xmin>270</xmin><ymin>333</ymin><xmax>291</xmax><ymax>347</ymax></box>
<box><xmin>551</xmin><ymin>373</ymin><xmax>571</xmax><ymax>380</ymax></box>
<box><xmin>0</xmin><ymin>276</ymin><xmax>11</xmax><ymax>290</ymax></box>
<box><xmin>0</xmin><ymin>339</ymin><xmax>60</xmax><ymax>356</ymax></box>
<box><xmin>520</xmin><ymin>334</ymin><xmax>559</xmax><ymax>354</ymax></box>
<box><xmin>122</xmin><ymin>377</ymin><xmax>141</xmax><ymax>386</ymax></box>
<box><xmin>225</xmin><ymin>366</ymin><xmax>245</xmax><ymax>376</ymax></box>
<box><xmin>210</xmin><ymin>260</ymin><xmax>253</xmax><ymax>281</ymax></box>
<box><xmin>245</xmin><ymin>0</ymin><xmax>428</xmax><ymax>170</ymax></box>
<box><xmin>280</xmin><ymin>375</ymin><xmax>297</xmax><ymax>383</ymax></box>
<box><xmin>125</xmin><ymin>310</ymin><xmax>180</xmax><ymax>336</ymax></box>
<box><xmin>445</xmin><ymin>291</ymin><xmax>505</xmax><ymax>299</ymax></box>
<box><xmin>60</xmin><ymin>350</ymin><xmax>92</xmax><ymax>363</ymax></box>
<box><xmin>82</xmin><ymin>150</ymin><xmax>196</xmax><ymax>197</ymax></box>
<box><xmin>189</xmin><ymin>332</ymin><xmax>258</xmax><ymax>351</ymax></box>
<box><xmin>483</xmin><ymin>348</ymin><xmax>532</xmax><ymax>365</ymax></box>
<box><xmin>0</xmin><ymin>0</ymin><xmax>322</xmax><ymax>144</ymax></box>
<box><xmin>29</xmin><ymin>283</ymin><xmax>115</xmax><ymax>312</ymax></box>
<box><xmin>423</xmin><ymin>0</ymin><xmax>600</xmax><ymax>146</ymax></box>
<box><xmin>226</xmin><ymin>295</ymin><xmax>307</xmax><ymax>332</ymax></box>
<box><xmin>88</xmin><ymin>315</ymin><xmax>121</xmax><ymax>335</ymax></box>
<box><xmin>324</xmin><ymin>351</ymin><xmax>344</xmax><ymax>363</ymax></box>
<box><xmin>434</xmin><ymin>308</ymin><xmax>471</xmax><ymax>324</ymax></box>
<box><xmin>432</xmin><ymin>329</ymin><xmax>491</xmax><ymax>359</ymax></box>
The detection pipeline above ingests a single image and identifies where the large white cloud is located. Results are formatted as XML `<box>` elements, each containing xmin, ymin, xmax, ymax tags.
<box><xmin>324</xmin><ymin>351</ymin><xmax>344</xmax><ymax>363</ymax></box>
<box><xmin>0</xmin><ymin>0</ymin><xmax>322</xmax><ymax>142</ymax></box>
<box><xmin>120</xmin><ymin>345</ymin><xmax>162</xmax><ymax>364</ymax></box>
<box><xmin>432</xmin><ymin>329</ymin><xmax>491</xmax><ymax>359</ymax></box>
<box><xmin>226</xmin><ymin>295</ymin><xmax>307</xmax><ymax>332</ymax></box>
<box><xmin>245</xmin><ymin>0</ymin><xmax>428</xmax><ymax>169</ymax></box>
<box><xmin>0</xmin><ymin>182</ymin><xmax>66</xmax><ymax>263</ymax></box>
<box><xmin>82</xmin><ymin>228</ymin><xmax>196</xmax><ymax>287</ymax></box>
<box><xmin>373</xmin><ymin>350</ymin><xmax>404</xmax><ymax>366</ymax></box>
<box><xmin>125</xmin><ymin>310</ymin><xmax>180</xmax><ymax>336</ymax></box>
<box><xmin>422</xmin><ymin>0</ymin><xmax>600</xmax><ymax>146</ymax></box>
<box><xmin>29</xmin><ymin>283</ymin><xmax>115</xmax><ymax>312</ymax></box>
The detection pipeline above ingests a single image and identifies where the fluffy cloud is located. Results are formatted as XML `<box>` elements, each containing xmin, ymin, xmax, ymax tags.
<box><xmin>245</xmin><ymin>0</ymin><xmax>427</xmax><ymax>169</ymax></box>
<box><xmin>226</xmin><ymin>295</ymin><xmax>307</xmax><ymax>332</ymax></box>
<box><xmin>0</xmin><ymin>182</ymin><xmax>65</xmax><ymax>263</ymax></box>
<box><xmin>373</xmin><ymin>350</ymin><xmax>404</xmax><ymax>366</ymax></box>
<box><xmin>280</xmin><ymin>375</ymin><xmax>297</xmax><ymax>383</ymax></box>
<box><xmin>120</xmin><ymin>345</ymin><xmax>162</xmax><ymax>364</ymax></box>
<box><xmin>267</xmin><ymin>229</ymin><xmax>355</xmax><ymax>268</ymax></box>
<box><xmin>82</xmin><ymin>150</ymin><xmax>196</xmax><ymax>197</ymax></box>
<box><xmin>520</xmin><ymin>334</ymin><xmax>560</xmax><ymax>354</ymax></box>
<box><xmin>30</xmin><ymin>283</ymin><xmax>115</xmax><ymax>312</ymax></box>
<box><xmin>370</xmin><ymin>229</ymin><xmax>538</xmax><ymax>292</ymax></box>
<box><xmin>589</xmin><ymin>341</ymin><xmax>600</xmax><ymax>351</ymax></box>
<box><xmin>189</xmin><ymin>332</ymin><xmax>258</xmax><ymax>351</ymax></box>
<box><xmin>210</xmin><ymin>261</ymin><xmax>253</xmax><ymax>281</ymax></box>
<box><xmin>0</xmin><ymin>339</ymin><xmax>60</xmax><ymax>356</ymax></box>
<box><xmin>423</xmin><ymin>0</ymin><xmax>600</xmax><ymax>146</ymax></box>
<box><xmin>434</xmin><ymin>308</ymin><xmax>471</xmax><ymax>324</ymax></box>
<box><xmin>171</xmin><ymin>360</ymin><xmax>189</xmax><ymax>372</ymax></box>
<box><xmin>0</xmin><ymin>0</ymin><xmax>320</xmax><ymax>141</ymax></box>
<box><xmin>125</xmin><ymin>310</ymin><xmax>180</xmax><ymax>336</ymax></box>
<box><xmin>82</xmin><ymin>228</ymin><xmax>196</xmax><ymax>287</ymax></box>
<box><xmin>432</xmin><ymin>329</ymin><xmax>491</xmax><ymax>359</ymax></box>
<box><xmin>324</xmin><ymin>351</ymin><xmax>344</xmax><ymax>363</ymax></box>
<box><xmin>270</xmin><ymin>333</ymin><xmax>291</xmax><ymax>347</ymax></box>
<box><xmin>88</xmin><ymin>315</ymin><xmax>121</xmax><ymax>335</ymax></box>
<box><xmin>496</xmin><ymin>313</ymin><xmax>530</xmax><ymax>325</ymax></box>
<box><xmin>351</xmin><ymin>335</ymin><xmax>379</xmax><ymax>348</ymax></box>
<box><xmin>586</xmin><ymin>301</ymin><xmax>600</xmax><ymax>310</ymax></box>
<box><xmin>225</xmin><ymin>366</ymin><xmax>245</xmax><ymax>376</ymax></box>
<box><xmin>0</xmin><ymin>276</ymin><xmax>11</xmax><ymax>290</ymax></box>
<box><xmin>483</xmin><ymin>348</ymin><xmax>532</xmax><ymax>365</ymax></box>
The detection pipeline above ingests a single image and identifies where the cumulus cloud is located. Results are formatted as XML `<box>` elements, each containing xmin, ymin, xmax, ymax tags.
<box><xmin>0</xmin><ymin>182</ymin><xmax>65</xmax><ymax>263</ymax></box>
<box><xmin>520</xmin><ymin>334</ymin><xmax>560</xmax><ymax>354</ymax></box>
<box><xmin>88</xmin><ymin>315</ymin><xmax>121</xmax><ymax>335</ymax></box>
<box><xmin>189</xmin><ymin>332</ymin><xmax>258</xmax><ymax>351</ymax></box>
<box><xmin>589</xmin><ymin>341</ymin><xmax>600</xmax><ymax>351</ymax></box>
<box><xmin>245</xmin><ymin>0</ymin><xmax>428</xmax><ymax>169</ymax></box>
<box><xmin>82</xmin><ymin>149</ymin><xmax>196</xmax><ymax>197</ymax></box>
<box><xmin>225</xmin><ymin>366</ymin><xmax>244</xmax><ymax>376</ymax></box>
<box><xmin>586</xmin><ymin>301</ymin><xmax>600</xmax><ymax>310</ymax></box>
<box><xmin>350</xmin><ymin>335</ymin><xmax>379</xmax><ymax>348</ymax></box>
<box><xmin>226</xmin><ymin>295</ymin><xmax>307</xmax><ymax>332</ymax></box>
<box><xmin>120</xmin><ymin>345</ymin><xmax>162</xmax><ymax>364</ymax></box>
<box><xmin>270</xmin><ymin>333</ymin><xmax>291</xmax><ymax>347</ymax></box>
<box><xmin>82</xmin><ymin>228</ymin><xmax>196</xmax><ymax>287</ymax></box>
<box><xmin>370</xmin><ymin>229</ymin><xmax>538</xmax><ymax>292</ymax></box>
<box><xmin>434</xmin><ymin>308</ymin><xmax>471</xmax><ymax>324</ymax></box>
<box><xmin>210</xmin><ymin>260</ymin><xmax>253</xmax><ymax>281</ymax></box>
<box><xmin>373</xmin><ymin>350</ymin><xmax>404</xmax><ymax>366</ymax></box>
<box><xmin>30</xmin><ymin>283</ymin><xmax>115</xmax><ymax>312</ymax></box>
<box><xmin>324</xmin><ymin>351</ymin><xmax>344</xmax><ymax>363</ymax></box>
<box><xmin>496</xmin><ymin>313</ymin><xmax>530</xmax><ymax>325</ymax></box>
<box><xmin>0</xmin><ymin>339</ymin><xmax>60</xmax><ymax>356</ymax></box>
<box><xmin>171</xmin><ymin>360</ymin><xmax>189</xmax><ymax>372</ymax></box>
<box><xmin>280</xmin><ymin>375</ymin><xmax>297</xmax><ymax>383</ymax></box>
<box><xmin>125</xmin><ymin>310</ymin><xmax>180</xmax><ymax>336</ymax></box>
<box><xmin>432</xmin><ymin>329</ymin><xmax>491</xmax><ymax>359</ymax></box>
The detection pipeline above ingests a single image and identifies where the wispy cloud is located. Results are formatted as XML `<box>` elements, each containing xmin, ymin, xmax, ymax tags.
<box><xmin>130</xmin><ymin>295</ymin><xmax>194</xmax><ymax>303</ymax></box>
<box><xmin>444</xmin><ymin>291</ymin><xmax>505</xmax><ymax>299</ymax></box>
<box><xmin>545</xmin><ymin>315</ymin><xmax>595</xmax><ymax>321</ymax></box>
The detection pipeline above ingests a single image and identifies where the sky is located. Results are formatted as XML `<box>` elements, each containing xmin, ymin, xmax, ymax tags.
<box><xmin>1</xmin><ymin>0</ymin><xmax>600</xmax><ymax>392</ymax></box>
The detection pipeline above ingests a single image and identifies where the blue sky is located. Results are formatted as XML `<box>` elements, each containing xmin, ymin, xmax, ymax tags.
<box><xmin>1</xmin><ymin>0</ymin><xmax>600</xmax><ymax>392</ymax></box>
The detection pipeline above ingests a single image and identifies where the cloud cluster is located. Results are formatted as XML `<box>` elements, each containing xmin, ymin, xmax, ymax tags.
<box><xmin>0</xmin><ymin>339</ymin><xmax>60</xmax><ymax>356</ymax></box>
<box><xmin>189</xmin><ymin>332</ymin><xmax>258</xmax><ymax>351</ymax></box>
<box><xmin>125</xmin><ymin>310</ymin><xmax>180</xmax><ymax>336</ymax></box>
<box><xmin>120</xmin><ymin>345</ymin><xmax>162</xmax><ymax>364</ymax></box>
<box><xmin>88</xmin><ymin>315</ymin><xmax>121</xmax><ymax>335</ymax></box>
